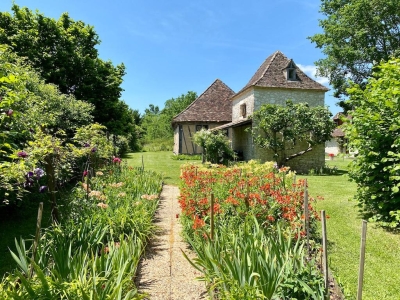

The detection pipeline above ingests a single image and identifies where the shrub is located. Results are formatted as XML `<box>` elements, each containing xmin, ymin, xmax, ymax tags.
<box><xmin>193</xmin><ymin>129</ymin><xmax>234</xmax><ymax>164</ymax></box>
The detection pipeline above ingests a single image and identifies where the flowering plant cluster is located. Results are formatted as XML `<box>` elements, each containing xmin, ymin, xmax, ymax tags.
<box><xmin>1</xmin><ymin>163</ymin><xmax>164</xmax><ymax>298</ymax></box>
<box><xmin>179</xmin><ymin>161</ymin><xmax>320</xmax><ymax>239</ymax></box>
<box><xmin>179</xmin><ymin>161</ymin><xmax>326</xmax><ymax>298</ymax></box>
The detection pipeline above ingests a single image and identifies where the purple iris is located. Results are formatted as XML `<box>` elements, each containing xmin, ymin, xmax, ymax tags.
<box><xmin>91</xmin><ymin>147</ymin><xmax>97</xmax><ymax>153</ymax></box>
<box><xmin>34</xmin><ymin>168</ymin><xmax>45</xmax><ymax>178</ymax></box>
<box><xmin>39</xmin><ymin>186</ymin><xmax>48</xmax><ymax>193</ymax></box>
<box><xmin>17</xmin><ymin>151</ymin><xmax>28</xmax><ymax>158</ymax></box>
<box><xmin>84</xmin><ymin>143</ymin><xmax>90</xmax><ymax>148</ymax></box>
<box><xmin>27</xmin><ymin>171</ymin><xmax>34</xmax><ymax>178</ymax></box>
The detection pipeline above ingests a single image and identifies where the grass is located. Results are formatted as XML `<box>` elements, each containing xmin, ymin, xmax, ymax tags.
<box><xmin>124</xmin><ymin>151</ymin><xmax>201</xmax><ymax>185</ymax></box>
<box><xmin>302</xmin><ymin>158</ymin><xmax>400</xmax><ymax>299</ymax></box>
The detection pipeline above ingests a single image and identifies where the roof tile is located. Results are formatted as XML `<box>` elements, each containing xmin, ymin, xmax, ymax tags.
<box><xmin>172</xmin><ymin>79</ymin><xmax>235</xmax><ymax>123</ymax></box>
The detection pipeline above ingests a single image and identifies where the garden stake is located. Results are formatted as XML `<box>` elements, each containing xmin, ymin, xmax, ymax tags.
<box><xmin>357</xmin><ymin>220</ymin><xmax>368</xmax><ymax>300</ymax></box>
<box><xmin>321</xmin><ymin>210</ymin><xmax>329</xmax><ymax>296</ymax></box>
<box><xmin>195</xmin><ymin>167</ymin><xmax>197</xmax><ymax>177</ymax></box>
<box><xmin>210</xmin><ymin>193</ymin><xmax>215</xmax><ymax>241</ymax></box>
<box><xmin>293</xmin><ymin>174</ymin><xmax>296</xmax><ymax>191</ymax></box>
<box><xmin>304</xmin><ymin>179</ymin><xmax>310</xmax><ymax>256</ymax></box>
<box><xmin>29</xmin><ymin>202</ymin><xmax>43</xmax><ymax>278</ymax></box>
<box><xmin>245</xmin><ymin>181</ymin><xmax>250</xmax><ymax>210</ymax></box>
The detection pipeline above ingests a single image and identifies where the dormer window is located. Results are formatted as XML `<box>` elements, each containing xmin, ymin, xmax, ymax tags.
<box><xmin>286</xmin><ymin>60</ymin><xmax>297</xmax><ymax>81</ymax></box>
<box><xmin>240</xmin><ymin>103</ymin><xmax>247</xmax><ymax>118</ymax></box>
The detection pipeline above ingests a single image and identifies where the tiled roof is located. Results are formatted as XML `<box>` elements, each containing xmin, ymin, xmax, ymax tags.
<box><xmin>236</xmin><ymin>51</ymin><xmax>329</xmax><ymax>96</ymax></box>
<box><xmin>172</xmin><ymin>79</ymin><xmax>235</xmax><ymax>123</ymax></box>
<box><xmin>211</xmin><ymin>118</ymin><xmax>252</xmax><ymax>131</ymax></box>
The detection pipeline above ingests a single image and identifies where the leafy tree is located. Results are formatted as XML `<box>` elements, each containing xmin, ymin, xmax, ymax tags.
<box><xmin>0</xmin><ymin>45</ymin><xmax>93</xmax><ymax>147</ymax></box>
<box><xmin>193</xmin><ymin>129</ymin><xmax>234</xmax><ymax>164</ymax></box>
<box><xmin>0</xmin><ymin>5</ymin><xmax>127</xmax><ymax>134</ymax></box>
<box><xmin>345</xmin><ymin>58</ymin><xmax>400</xmax><ymax>228</ymax></box>
<box><xmin>141</xmin><ymin>92</ymin><xmax>197</xmax><ymax>144</ymax></box>
<box><xmin>251</xmin><ymin>101</ymin><xmax>335</xmax><ymax>167</ymax></box>
<box><xmin>309</xmin><ymin>0</ymin><xmax>400</xmax><ymax>105</ymax></box>
<box><xmin>162</xmin><ymin>91</ymin><xmax>197</xmax><ymax>119</ymax></box>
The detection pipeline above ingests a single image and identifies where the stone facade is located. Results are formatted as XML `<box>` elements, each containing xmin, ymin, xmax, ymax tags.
<box><xmin>229</xmin><ymin>86</ymin><xmax>327</xmax><ymax>172</ymax></box>
<box><xmin>253</xmin><ymin>87</ymin><xmax>325</xmax><ymax>110</ymax></box>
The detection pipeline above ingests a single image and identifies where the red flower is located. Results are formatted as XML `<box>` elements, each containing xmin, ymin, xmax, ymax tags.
<box><xmin>113</xmin><ymin>157</ymin><xmax>122</xmax><ymax>164</ymax></box>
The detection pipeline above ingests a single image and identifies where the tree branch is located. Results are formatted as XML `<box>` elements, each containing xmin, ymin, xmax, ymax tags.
<box><xmin>285</xmin><ymin>146</ymin><xmax>313</xmax><ymax>162</ymax></box>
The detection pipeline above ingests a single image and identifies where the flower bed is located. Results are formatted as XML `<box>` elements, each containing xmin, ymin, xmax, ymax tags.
<box><xmin>0</xmin><ymin>163</ymin><xmax>163</xmax><ymax>299</ymax></box>
<box><xmin>179</xmin><ymin>161</ymin><xmax>326</xmax><ymax>299</ymax></box>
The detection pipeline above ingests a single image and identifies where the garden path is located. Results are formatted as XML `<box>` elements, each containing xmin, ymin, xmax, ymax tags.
<box><xmin>136</xmin><ymin>185</ymin><xmax>207</xmax><ymax>300</ymax></box>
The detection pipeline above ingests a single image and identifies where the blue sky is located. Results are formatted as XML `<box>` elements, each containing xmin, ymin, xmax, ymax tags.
<box><xmin>0</xmin><ymin>0</ymin><xmax>340</xmax><ymax>116</ymax></box>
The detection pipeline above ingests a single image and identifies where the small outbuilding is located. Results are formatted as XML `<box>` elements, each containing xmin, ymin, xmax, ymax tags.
<box><xmin>172</xmin><ymin>79</ymin><xmax>235</xmax><ymax>154</ymax></box>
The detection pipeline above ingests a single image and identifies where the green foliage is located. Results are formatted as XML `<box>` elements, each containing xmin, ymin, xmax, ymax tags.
<box><xmin>193</xmin><ymin>129</ymin><xmax>234</xmax><ymax>164</ymax></box>
<box><xmin>309</xmin><ymin>0</ymin><xmax>400</xmax><ymax>101</ymax></box>
<box><xmin>0</xmin><ymin>45</ymin><xmax>94</xmax><ymax>148</ymax></box>
<box><xmin>184</xmin><ymin>218</ymin><xmax>325</xmax><ymax>299</ymax></box>
<box><xmin>171</xmin><ymin>154</ymin><xmax>202</xmax><ymax>161</ymax></box>
<box><xmin>140</xmin><ymin>92</ymin><xmax>196</xmax><ymax>144</ymax></box>
<box><xmin>0</xmin><ymin>5</ymin><xmax>131</xmax><ymax>135</ymax></box>
<box><xmin>251</xmin><ymin>101</ymin><xmax>335</xmax><ymax>166</ymax></box>
<box><xmin>345</xmin><ymin>58</ymin><xmax>400</xmax><ymax>228</ymax></box>
<box><xmin>0</xmin><ymin>164</ymin><xmax>162</xmax><ymax>298</ymax></box>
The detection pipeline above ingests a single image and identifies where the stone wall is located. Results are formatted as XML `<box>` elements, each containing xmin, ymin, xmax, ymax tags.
<box><xmin>254</xmin><ymin>142</ymin><xmax>326</xmax><ymax>173</ymax></box>
<box><xmin>253</xmin><ymin>87</ymin><xmax>325</xmax><ymax>111</ymax></box>
<box><xmin>231</xmin><ymin>89</ymin><xmax>254</xmax><ymax>122</ymax></box>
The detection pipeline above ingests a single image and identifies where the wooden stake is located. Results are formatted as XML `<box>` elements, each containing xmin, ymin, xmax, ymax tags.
<box><xmin>30</xmin><ymin>202</ymin><xmax>43</xmax><ymax>278</ymax></box>
<box><xmin>210</xmin><ymin>193</ymin><xmax>215</xmax><ymax>241</ymax></box>
<box><xmin>357</xmin><ymin>220</ymin><xmax>368</xmax><ymax>300</ymax></box>
<box><xmin>304</xmin><ymin>179</ymin><xmax>310</xmax><ymax>256</ymax></box>
<box><xmin>321</xmin><ymin>210</ymin><xmax>329</xmax><ymax>295</ymax></box>
<box><xmin>245</xmin><ymin>181</ymin><xmax>250</xmax><ymax>210</ymax></box>
<box><xmin>141</xmin><ymin>155</ymin><xmax>144</xmax><ymax>171</ymax></box>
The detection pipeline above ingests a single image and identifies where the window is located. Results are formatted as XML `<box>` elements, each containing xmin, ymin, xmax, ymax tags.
<box><xmin>240</xmin><ymin>103</ymin><xmax>247</xmax><ymax>117</ymax></box>
<box><xmin>196</xmin><ymin>125</ymin><xmax>209</xmax><ymax>131</ymax></box>
<box><xmin>286</xmin><ymin>60</ymin><xmax>297</xmax><ymax>81</ymax></box>
<box><xmin>223</xmin><ymin>128</ymin><xmax>229</xmax><ymax>137</ymax></box>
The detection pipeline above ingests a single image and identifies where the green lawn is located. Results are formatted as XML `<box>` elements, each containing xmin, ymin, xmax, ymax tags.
<box><xmin>124</xmin><ymin>151</ymin><xmax>201</xmax><ymax>185</ymax></box>
<box><xmin>303</xmin><ymin>159</ymin><xmax>400</xmax><ymax>300</ymax></box>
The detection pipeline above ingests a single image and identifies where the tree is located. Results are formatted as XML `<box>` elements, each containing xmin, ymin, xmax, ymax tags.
<box><xmin>140</xmin><ymin>92</ymin><xmax>197</xmax><ymax>144</ymax></box>
<box><xmin>0</xmin><ymin>5</ymin><xmax>127</xmax><ymax>134</ymax></box>
<box><xmin>251</xmin><ymin>101</ymin><xmax>335</xmax><ymax>167</ymax></box>
<box><xmin>345</xmin><ymin>58</ymin><xmax>400</xmax><ymax>228</ymax></box>
<box><xmin>309</xmin><ymin>0</ymin><xmax>400</xmax><ymax>105</ymax></box>
<box><xmin>162</xmin><ymin>91</ymin><xmax>197</xmax><ymax>119</ymax></box>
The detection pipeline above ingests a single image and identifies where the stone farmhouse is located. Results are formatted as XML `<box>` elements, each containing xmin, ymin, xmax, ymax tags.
<box><xmin>172</xmin><ymin>51</ymin><xmax>329</xmax><ymax>172</ymax></box>
<box><xmin>172</xmin><ymin>79</ymin><xmax>235</xmax><ymax>155</ymax></box>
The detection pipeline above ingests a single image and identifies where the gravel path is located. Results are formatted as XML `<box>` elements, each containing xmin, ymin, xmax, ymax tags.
<box><xmin>136</xmin><ymin>185</ymin><xmax>208</xmax><ymax>300</ymax></box>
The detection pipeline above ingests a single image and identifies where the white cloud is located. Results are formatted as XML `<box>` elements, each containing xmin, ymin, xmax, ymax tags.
<box><xmin>297</xmin><ymin>64</ymin><xmax>330</xmax><ymax>85</ymax></box>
